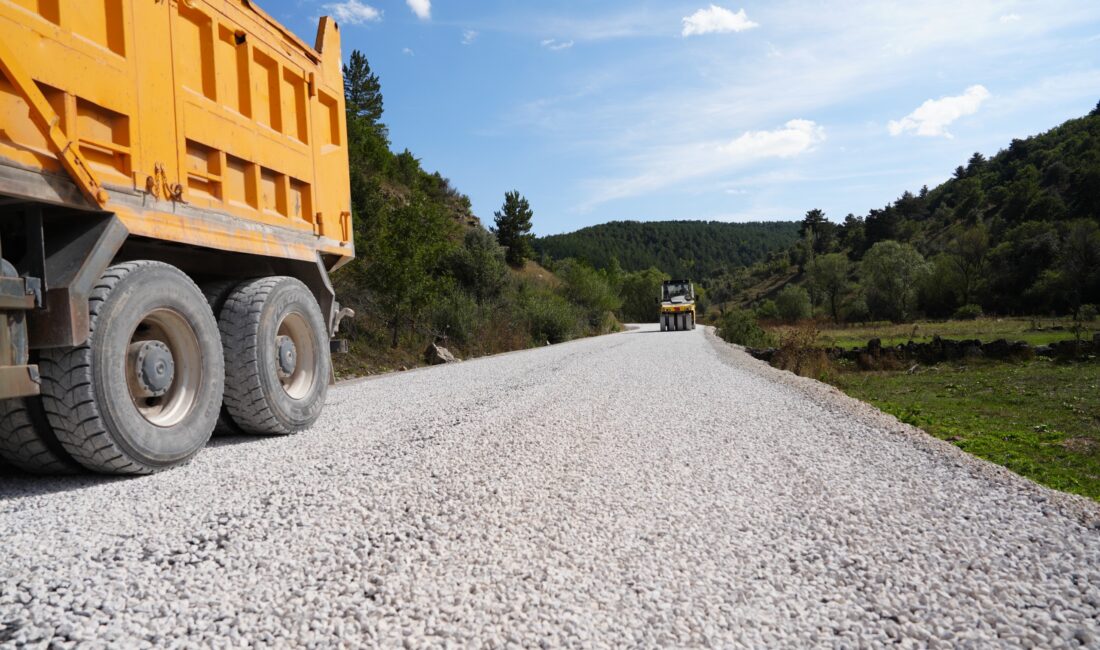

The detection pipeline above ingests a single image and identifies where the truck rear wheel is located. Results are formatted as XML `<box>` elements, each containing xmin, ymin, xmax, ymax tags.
<box><xmin>202</xmin><ymin>280</ymin><xmax>246</xmax><ymax>436</ymax></box>
<box><xmin>0</xmin><ymin>394</ymin><xmax>80</xmax><ymax>474</ymax></box>
<box><xmin>39</xmin><ymin>261</ymin><xmax>224</xmax><ymax>474</ymax></box>
<box><xmin>219</xmin><ymin>277</ymin><xmax>329</xmax><ymax>435</ymax></box>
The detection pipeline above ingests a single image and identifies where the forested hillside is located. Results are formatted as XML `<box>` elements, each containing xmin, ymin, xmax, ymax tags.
<box><xmin>534</xmin><ymin>220</ymin><xmax>800</xmax><ymax>279</ymax></box>
<box><xmin>331</xmin><ymin>52</ymin><xmax>625</xmax><ymax>375</ymax></box>
<box><xmin>711</xmin><ymin>102</ymin><xmax>1100</xmax><ymax>323</ymax></box>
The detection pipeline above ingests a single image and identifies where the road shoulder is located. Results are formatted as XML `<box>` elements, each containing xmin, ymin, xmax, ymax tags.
<box><xmin>702</xmin><ymin>326</ymin><xmax>1100</xmax><ymax>527</ymax></box>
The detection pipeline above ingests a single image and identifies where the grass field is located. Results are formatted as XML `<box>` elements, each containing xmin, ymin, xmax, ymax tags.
<box><xmin>831</xmin><ymin>359</ymin><xmax>1100</xmax><ymax>501</ymax></box>
<box><xmin>797</xmin><ymin>317</ymin><xmax>1097</xmax><ymax>349</ymax></box>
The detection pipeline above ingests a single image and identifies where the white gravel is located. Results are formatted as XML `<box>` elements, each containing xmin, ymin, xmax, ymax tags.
<box><xmin>2</xmin><ymin>324</ymin><xmax>1098</xmax><ymax>648</ymax></box>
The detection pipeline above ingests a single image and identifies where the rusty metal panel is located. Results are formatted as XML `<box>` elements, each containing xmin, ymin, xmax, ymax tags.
<box><xmin>0</xmin><ymin>364</ymin><xmax>39</xmax><ymax>399</ymax></box>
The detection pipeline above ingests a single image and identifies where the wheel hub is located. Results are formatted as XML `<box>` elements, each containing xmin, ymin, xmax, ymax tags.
<box><xmin>276</xmin><ymin>335</ymin><xmax>297</xmax><ymax>378</ymax></box>
<box><xmin>129</xmin><ymin>340</ymin><xmax>175</xmax><ymax>398</ymax></box>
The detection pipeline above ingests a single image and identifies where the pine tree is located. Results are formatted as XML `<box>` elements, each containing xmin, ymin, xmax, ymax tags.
<box><xmin>492</xmin><ymin>191</ymin><xmax>535</xmax><ymax>267</ymax></box>
<box><xmin>343</xmin><ymin>50</ymin><xmax>386</xmax><ymax>138</ymax></box>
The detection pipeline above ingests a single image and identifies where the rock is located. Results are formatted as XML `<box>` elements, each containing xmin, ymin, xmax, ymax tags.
<box><xmin>867</xmin><ymin>339</ymin><xmax>882</xmax><ymax>358</ymax></box>
<box><xmin>1034</xmin><ymin>345</ymin><xmax>1054</xmax><ymax>358</ymax></box>
<box><xmin>423</xmin><ymin>343</ymin><xmax>460</xmax><ymax>365</ymax></box>
<box><xmin>982</xmin><ymin>339</ymin><xmax>1011</xmax><ymax>360</ymax></box>
<box><xmin>747</xmin><ymin>348</ymin><xmax>777</xmax><ymax>363</ymax></box>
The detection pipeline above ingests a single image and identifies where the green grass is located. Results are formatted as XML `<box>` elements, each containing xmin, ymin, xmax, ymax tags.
<box><xmin>804</xmin><ymin>317</ymin><xmax>1097</xmax><ymax>350</ymax></box>
<box><xmin>831</xmin><ymin>359</ymin><xmax>1100</xmax><ymax>501</ymax></box>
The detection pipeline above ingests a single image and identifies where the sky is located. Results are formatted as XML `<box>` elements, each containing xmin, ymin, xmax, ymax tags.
<box><xmin>265</xmin><ymin>0</ymin><xmax>1100</xmax><ymax>235</ymax></box>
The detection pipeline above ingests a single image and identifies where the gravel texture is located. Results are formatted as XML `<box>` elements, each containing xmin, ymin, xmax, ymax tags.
<box><xmin>2</xmin><ymin>324</ymin><xmax>1098</xmax><ymax>647</ymax></box>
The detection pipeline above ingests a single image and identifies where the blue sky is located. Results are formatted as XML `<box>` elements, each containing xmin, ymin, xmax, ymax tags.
<box><xmin>266</xmin><ymin>1</ymin><xmax>1100</xmax><ymax>235</ymax></box>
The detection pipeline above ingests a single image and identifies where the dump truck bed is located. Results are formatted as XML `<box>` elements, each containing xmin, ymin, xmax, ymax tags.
<box><xmin>0</xmin><ymin>0</ymin><xmax>353</xmax><ymax>266</ymax></box>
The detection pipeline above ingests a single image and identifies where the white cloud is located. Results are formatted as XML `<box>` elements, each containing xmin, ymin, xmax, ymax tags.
<box><xmin>682</xmin><ymin>5</ymin><xmax>758</xmax><ymax>37</ymax></box>
<box><xmin>888</xmin><ymin>85</ymin><xmax>991</xmax><ymax>138</ymax></box>
<box><xmin>324</xmin><ymin>0</ymin><xmax>381</xmax><ymax>25</ymax></box>
<box><xmin>582</xmin><ymin>120</ymin><xmax>824</xmax><ymax>210</ymax></box>
<box><xmin>541</xmin><ymin>38</ymin><xmax>575</xmax><ymax>51</ymax></box>
<box><xmin>406</xmin><ymin>0</ymin><xmax>430</xmax><ymax>20</ymax></box>
<box><xmin>402</xmin><ymin>47</ymin><xmax>415</xmax><ymax>56</ymax></box>
<box><xmin>462</xmin><ymin>30</ymin><xmax>478</xmax><ymax>45</ymax></box>
<box><xmin>1000</xmin><ymin>13</ymin><xmax>1022</xmax><ymax>23</ymax></box>
<box><xmin>720</xmin><ymin>120</ymin><xmax>826</xmax><ymax>158</ymax></box>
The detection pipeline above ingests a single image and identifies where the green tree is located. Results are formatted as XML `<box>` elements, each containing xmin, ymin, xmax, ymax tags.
<box><xmin>556</xmin><ymin>260</ymin><xmax>622</xmax><ymax>328</ymax></box>
<box><xmin>618</xmin><ymin>267</ymin><xmax>670</xmax><ymax>322</ymax></box>
<box><xmin>775</xmin><ymin>285</ymin><xmax>812</xmax><ymax>323</ymax></box>
<box><xmin>343</xmin><ymin>50</ymin><xmax>385</xmax><ymax>136</ymax></box>
<box><xmin>446</xmin><ymin>228</ymin><xmax>509</xmax><ymax>303</ymax></box>
<box><xmin>808</xmin><ymin>253</ymin><xmax>851</xmax><ymax>323</ymax></box>
<box><xmin>799</xmin><ymin>208</ymin><xmax>836</xmax><ymax>255</ymax></box>
<box><xmin>363</xmin><ymin>197</ymin><xmax>457</xmax><ymax>347</ymax></box>
<box><xmin>860</xmin><ymin>241</ymin><xmax>930</xmax><ymax>322</ymax></box>
<box><xmin>1059</xmin><ymin>219</ymin><xmax>1100</xmax><ymax>317</ymax></box>
<box><xmin>946</xmin><ymin>224</ymin><xmax>989</xmax><ymax>305</ymax></box>
<box><xmin>493</xmin><ymin>191</ymin><xmax>535</xmax><ymax>267</ymax></box>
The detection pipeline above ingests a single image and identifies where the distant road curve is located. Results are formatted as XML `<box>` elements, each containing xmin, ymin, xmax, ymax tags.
<box><xmin>2</xmin><ymin>324</ymin><xmax>1097</xmax><ymax>646</ymax></box>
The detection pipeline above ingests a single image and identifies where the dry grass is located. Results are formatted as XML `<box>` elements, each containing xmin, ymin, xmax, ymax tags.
<box><xmin>771</xmin><ymin>323</ymin><xmax>833</xmax><ymax>380</ymax></box>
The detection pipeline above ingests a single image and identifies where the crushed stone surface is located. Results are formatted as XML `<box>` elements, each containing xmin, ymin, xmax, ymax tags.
<box><xmin>2</xmin><ymin>324</ymin><xmax>1098</xmax><ymax>647</ymax></box>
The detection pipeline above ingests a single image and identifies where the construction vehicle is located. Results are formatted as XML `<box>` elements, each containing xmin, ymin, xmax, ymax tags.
<box><xmin>659</xmin><ymin>280</ymin><xmax>696</xmax><ymax>331</ymax></box>
<box><xmin>0</xmin><ymin>0</ymin><xmax>353</xmax><ymax>474</ymax></box>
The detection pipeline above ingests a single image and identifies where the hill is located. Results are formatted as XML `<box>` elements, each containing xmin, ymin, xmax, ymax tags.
<box><xmin>331</xmin><ymin>51</ymin><xmax>627</xmax><ymax>377</ymax></box>
<box><xmin>534</xmin><ymin>220</ymin><xmax>801</xmax><ymax>279</ymax></box>
<box><xmin>713</xmin><ymin>102</ymin><xmax>1100</xmax><ymax>321</ymax></box>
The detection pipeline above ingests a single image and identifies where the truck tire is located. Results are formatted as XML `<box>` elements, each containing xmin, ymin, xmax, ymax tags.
<box><xmin>0</xmin><ymin>395</ymin><xmax>80</xmax><ymax>474</ymax></box>
<box><xmin>220</xmin><ymin>277</ymin><xmax>330</xmax><ymax>435</ymax></box>
<box><xmin>202</xmin><ymin>280</ymin><xmax>246</xmax><ymax>436</ymax></box>
<box><xmin>39</xmin><ymin>261</ymin><xmax>224</xmax><ymax>474</ymax></box>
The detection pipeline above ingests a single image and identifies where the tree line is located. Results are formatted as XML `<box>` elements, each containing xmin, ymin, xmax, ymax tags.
<box><xmin>332</xmin><ymin>51</ymin><xmax>674</xmax><ymax>366</ymax></box>
<box><xmin>534</xmin><ymin>220</ymin><xmax>800</xmax><ymax>280</ymax></box>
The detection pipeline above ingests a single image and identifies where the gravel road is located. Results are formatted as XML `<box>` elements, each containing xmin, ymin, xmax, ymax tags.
<box><xmin>2</xmin><ymin>324</ymin><xmax>1098</xmax><ymax>647</ymax></box>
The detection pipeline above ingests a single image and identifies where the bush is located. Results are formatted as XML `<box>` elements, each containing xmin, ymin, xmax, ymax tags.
<box><xmin>775</xmin><ymin>285</ymin><xmax>812</xmax><ymax>323</ymax></box>
<box><xmin>518</xmin><ymin>283</ymin><xmax>582</xmax><ymax>344</ymax></box>
<box><xmin>447</xmin><ymin>229</ymin><xmax>509</xmax><ymax>303</ymax></box>
<box><xmin>717</xmin><ymin>309</ymin><xmax>773</xmax><ymax>348</ymax></box>
<box><xmin>953</xmin><ymin>304</ymin><xmax>983</xmax><ymax>320</ymax></box>
<box><xmin>427</xmin><ymin>285</ymin><xmax>480</xmax><ymax>345</ymax></box>
<box><xmin>755</xmin><ymin>299</ymin><xmax>779</xmax><ymax>321</ymax></box>
<box><xmin>772</xmin><ymin>323</ymin><xmax>832</xmax><ymax>379</ymax></box>
<box><xmin>1079</xmin><ymin>304</ymin><xmax>1098</xmax><ymax>322</ymax></box>
<box><xmin>556</xmin><ymin>260</ymin><xmax>622</xmax><ymax>328</ymax></box>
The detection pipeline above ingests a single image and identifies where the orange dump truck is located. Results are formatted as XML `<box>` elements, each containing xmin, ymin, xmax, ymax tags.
<box><xmin>0</xmin><ymin>0</ymin><xmax>354</xmax><ymax>474</ymax></box>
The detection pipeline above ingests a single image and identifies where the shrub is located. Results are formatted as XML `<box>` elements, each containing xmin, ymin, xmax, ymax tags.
<box><xmin>427</xmin><ymin>285</ymin><xmax>480</xmax><ymax>345</ymax></box>
<box><xmin>1080</xmin><ymin>304</ymin><xmax>1098</xmax><ymax>322</ymax></box>
<box><xmin>755</xmin><ymin>299</ymin><xmax>780</xmax><ymax>321</ymax></box>
<box><xmin>556</xmin><ymin>260</ymin><xmax>622</xmax><ymax>328</ymax></box>
<box><xmin>518</xmin><ymin>283</ymin><xmax>582</xmax><ymax>344</ymax></box>
<box><xmin>772</xmin><ymin>323</ymin><xmax>832</xmax><ymax>379</ymax></box>
<box><xmin>953</xmin><ymin>304</ymin><xmax>983</xmax><ymax>320</ymax></box>
<box><xmin>775</xmin><ymin>285</ymin><xmax>812</xmax><ymax>323</ymax></box>
<box><xmin>717</xmin><ymin>309</ymin><xmax>773</xmax><ymax>348</ymax></box>
<box><xmin>446</xmin><ymin>228</ymin><xmax>509</xmax><ymax>303</ymax></box>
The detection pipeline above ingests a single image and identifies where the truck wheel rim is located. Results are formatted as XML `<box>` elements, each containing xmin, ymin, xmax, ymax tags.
<box><xmin>276</xmin><ymin>311</ymin><xmax>316</xmax><ymax>400</ymax></box>
<box><xmin>126</xmin><ymin>309</ymin><xmax>202</xmax><ymax>428</ymax></box>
